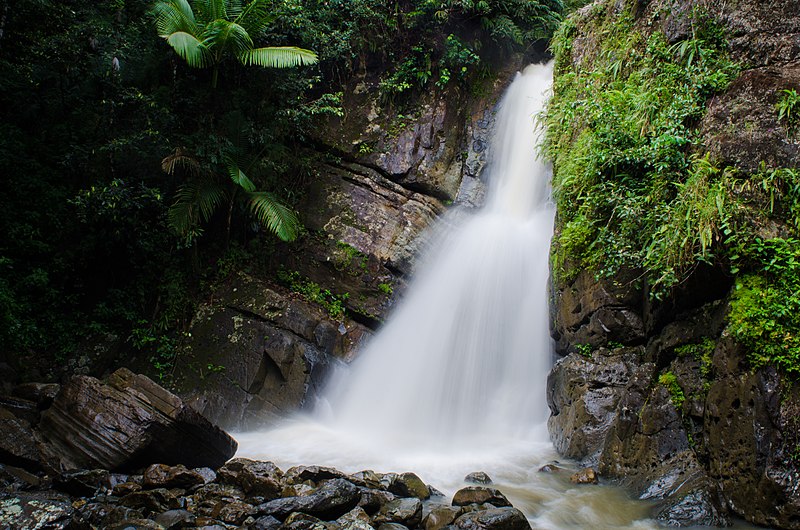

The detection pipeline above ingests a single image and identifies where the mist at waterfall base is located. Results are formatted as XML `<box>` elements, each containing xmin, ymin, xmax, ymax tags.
<box><xmin>236</xmin><ymin>63</ymin><xmax>656</xmax><ymax>529</ymax></box>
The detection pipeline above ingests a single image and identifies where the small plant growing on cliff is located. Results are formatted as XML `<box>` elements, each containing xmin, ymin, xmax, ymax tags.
<box><xmin>378</xmin><ymin>282</ymin><xmax>393</xmax><ymax>295</ymax></box>
<box><xmin>659</xmin><ymin>371</ymin><xmax>686</xmax><ymax>410</ymax></box>
<box><xmin>776</xmin><ymin>88</ymin><xmax>800</xmax><ymax>135</ymax></box>
<box><xmin>575</xmin><ymin>343</ymin><xmax>593</xmax><ymax>357</ymax></box>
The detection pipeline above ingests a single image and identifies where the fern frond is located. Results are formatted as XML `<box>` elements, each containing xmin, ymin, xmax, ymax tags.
<box><xmin>239</xmin><ymin>46</ymin><xmax>318</xmax><ymax>68</ymax></box>
<box><xmin>247</xmin><ymin>192</ymin><xmax>301</xmax><ymax>241</ymax></box>
<box><xmin>168</xmin><ymin>176</ymin><xmax>225</xmax><ymax>236</ymax></box>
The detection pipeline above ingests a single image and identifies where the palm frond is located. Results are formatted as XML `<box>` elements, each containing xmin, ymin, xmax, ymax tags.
<box><xmin>168</xmin><ymin>176</ymin><xmax>225</xmax><ymax>237</ymax></box>
<box><xmin>166</xmin><ymin>31</ymin><xmax>210</xmax><ymax>67</ymax></box>
<box><xmin>248</xmin><ymin>191</ymin><xmax>301</xmax><ymax>242</ymax></box>
<box><xmin>239</xmin><ymin>46</ymin><xmax>318</xmax><ymax>68</ymax></box>
<box><xmin>161</xmin><ymin>148</ymin><xmax>202</xmax><ymax>177</ymax></box>
<box><xmin>154</xmin><ymin>0</ymin><xmax>198</xmax><ymax>36</ymax></box>
<box><xmin>204</xmin><ymin>19</ymin><xmax>253</xmax><ymax>56</ymax></box>
<box><xmin>226</xmin><ymin>159</ymin><xmax>257</xmax><ymax>193</ymax></box>
<box><xmin>234</xmin><ymin>0</ymin><xmax>273</xmax><ymax>35</ymax></box>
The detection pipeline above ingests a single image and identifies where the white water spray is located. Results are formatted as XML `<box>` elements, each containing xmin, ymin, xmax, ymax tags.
<box><xmin>237</xmin><ymin>62</ymin><xmax>661</xmax><ymax>529</ymax></box>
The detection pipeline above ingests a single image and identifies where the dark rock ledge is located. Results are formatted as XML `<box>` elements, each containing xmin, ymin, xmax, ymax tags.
<box><xmin>0</xmin><ymin>369</ymin><xmax>531</xmax><ymax>530</ymax></box>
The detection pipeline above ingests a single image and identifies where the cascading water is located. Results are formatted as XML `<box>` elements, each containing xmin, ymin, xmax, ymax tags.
<box><xmin>236</xmin><ymin>62</ymin><xmax>665</xmax><ymax>529</ymax></box>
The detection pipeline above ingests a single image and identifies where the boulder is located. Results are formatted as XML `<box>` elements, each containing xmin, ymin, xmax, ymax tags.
<box><xmin>451</xmin><ymin>487</ymin><xmax>511</xmax><ymax>508</ymax></box>
<box><xmin>0</xmin><ymin>405</ymin><xmax>45</xmax><ymax>471</ymax></box>
<box><xmin>142</xmin><ymin>464</ymin><xmax>206</xmax><ymax>489</ymax></box>
<box><xmin>387</xmin><ymin>472</ymin><xmax>429</xmax><ymax>500</ymax></box>
<box><xmin>423</xmin><ymin>505</ymin><xmax>462</xmax><ymax>530</ymax></box>
<box><xmin>372</xmin><ymin>498</ymin><xmax>422</xmax><ymax>528</ymax></box>
<box><xmin>36</xmin><ymin>368</ymin><xmax>236</xmax><ymax>472</ymax></box>
<box><xmin>285</xmin><ymin>465</ymin><xmax>347</xmax><ymax>486</ymax></box>
<box><xmin>452</xmin><ymin>507</ymin><xmax>531</xmax><ymax>530</ymax></box>
<box><xmin>257</xmin><ymin>478</ymin><xmax>361</xmax><ymax>521</ymax></box>
<box><xmin>154</xmin><ymin>508</ymin><xmax>196</xmax><ymax>529</ymax></box>
<box><xmin>218</xmin><ymin>458</ymin><xmax>283</xmax><ymax>498</ymax></box>
<box><xmin>569</xmin><ymin>468</ymin><xmax>598</xmax><ymax>485</ymax></box>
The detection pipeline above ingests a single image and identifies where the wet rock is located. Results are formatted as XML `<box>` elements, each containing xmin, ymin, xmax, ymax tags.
<box><xmin>451</xmin><ymin>487</ymin><xmax>511</xmax><ymax>508</ymax></box>
<box><xmin>452</xmin><ymin>507</ymin><xmax>531</xmax><ymax>530</ymax></box>
<box><xmin>194</xmin><ymin>467</ymin><xmax>217</xmax><ymax>485</ymax></box>
<box><xmin>251</xmin><ymin>514</ymin><xmax>282</xmax><ymax>530</ymax></box>
<box><xmin>214</xmin><ymin>500</ymin><xmax>256</xmax><ymax>525</ymax></box>
<box><xmin>373</xmin><ymin>497</ymin><xmax>422</xmax><ymax>527</ymax></box>
<box><xmin>463</xmin><ymin>472</ymin><xmax>492</xmax><ymax>485</ymax></box>
<box><xmin>0</xmin><ymin>404</ymin><xmax>44</xmax><ymax>471</ymax></box>
<box><xmin>285</xmin><ymin>466</ymin><xmax>347</xmax><ymax>486</ymax></box>
<box><xmin>178</xmin><ymin>276</ymin><xmax>356</xmax><ymax>431</ymax></box>
<box><xmin>357</xmin><ymin>487</ymin><xmax>395</xmax><ymax>514</ymax></box>
<box><xmin>218</xmin><ymin>458</ymin><xmax>283</xmax><ymax>498</ymax></box>
<box><xmin>119</xmin><ymin>488</ymin><xmax>179</xmax><ymax>515</ymax></box>
<box><xmin>349</xmin><ymin>470</ymin><xmax>384</xmax><ymax>490</ymax></box>
<box><xmin>54</xmin><ymin>469</ymin><xmax>112</xmax><ymax>497</ymax></box>
<box><xmin>12</xmin><ymin>383</ymin><xmax>60</xmax><ymax>409</ymax></box>
<box><xmin>143</xmin><ymin>464</ymin><xmax>206</xmax><ymax>489</ymax></box>
<box><xmin>377</xmin><ymin>524</ymin><xmax>409</xmax><ymax>530</ymax></box>
<box><xmin>113</xmin><ymin>482</ymin><xmax>143</xmax><ymax>496</ymax></box>
<box><xmin>0</xmin><ymin>463</ymin><xmax>42</xmax><ymax>489</ymax></box>
<box><xmin>107</xmin><ymin>519</ymin><xmax>166</xmax><ymax>529</ymax></box>
<box><xmin>423</xmin><ymin>505</ymin><xmax>462</xmax><ymax>530</ymax></box>
<box><xmin>569</xmin><ymin>468</ymin><xmax>598</xmax><ymax>485</ymax></box>
<box><xmin>283</xmin><ymin>511</ymin><xmax>338</xmax><ymax>530</ymax></box>
<box><xmin>536</xmin><ymin>464</ymin><xmax>564</xmax><ymax>474</ymax></box>
<box><xmin>154</xmin><ymin>508</ymin><xmax>196</xmax><ymax>529</ymax></box>
<box><xmin>37</xmin><ymin>368</ymin><xmax>236</xmax><ymax>472</ymax></box>
<box><xmin>257</xmin><ymin>478</ymin><xmax>361</xmax><ymax>521</ymax></box>
<box><xmin>0</xmin><ymin>492</ymin><xmax>74</xmax><ymax>530</ymax></box>
<box><xmin>336</xmin><ymin>506</ymin><xmax>374</xmax><ymax>530</ymax></box>
<box><xmin>654</xmin><ymin>483</ymin><xmax>730</xmax><ymax>527</ymax></box>
<box><xmin>71</xmin><ymin>502</ymin><xmax>144</xmax><ymax>528</ymax></box>
<box><xmin>387</xmin><ymin>472</ymin><xmax>429</xmax><ymax>500</ymax></box>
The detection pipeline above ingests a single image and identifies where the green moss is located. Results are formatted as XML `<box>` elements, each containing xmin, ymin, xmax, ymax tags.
<box><xmin>676</xmin><ymin>337</ymin><xmax>715</xmax><ymax>380</ymax></box>
<box><xmin>659</xmin><ymin>371</ymin><xmax>686</xmax><ymax>410</ymax></box>
<box><xmin>277</xmin><ymin>269</ymin><xmax>349</xmax><ymax>320</ymax></box>
<box><xmin>546</xmin><ymin>3</ymin><xmax>740</xmax><ymax>296</ymax></box>
<box><xmin>378</xmin><ymin>282</ymin><xmax>393</xmax><ymax>295</ymax></box>
<box><xmin>333</xmin><ymin>241</ymin><xmax>368</xmax><ymax>275</ymax></box>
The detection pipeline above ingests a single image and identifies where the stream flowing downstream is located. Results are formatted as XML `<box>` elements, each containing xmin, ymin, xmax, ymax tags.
<box><xmin>236</xmin><ymin>63</ymin><xmax>755</xmax><ymax>529</ymax></box>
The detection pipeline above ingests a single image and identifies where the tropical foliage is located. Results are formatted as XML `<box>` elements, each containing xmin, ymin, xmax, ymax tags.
<box><xmin>154</xmin><ymin>0</ymin><xmax>317</xmax><ymax>86</ymax></box>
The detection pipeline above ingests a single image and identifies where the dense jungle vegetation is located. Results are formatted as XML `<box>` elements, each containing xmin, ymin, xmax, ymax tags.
<box><xmin>0</xmin><ymin>0</ymin><xmax>575</xmax><ymax>381</ymax></box>
<box><xmin>545</xmin><ymin>3</ymin><xmax>800</xmax><ymax>375</ymax></box>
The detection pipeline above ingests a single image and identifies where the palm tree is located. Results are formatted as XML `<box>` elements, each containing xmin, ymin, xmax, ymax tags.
<box><xmin>163</xmin><ymin>145</ymin><xmax>301</xmax><ymax>246</ymax></box>
<box><xmin>154</xmin><ymin>0</ymin><xmax>318</xmax><ymax>87</ymax></box>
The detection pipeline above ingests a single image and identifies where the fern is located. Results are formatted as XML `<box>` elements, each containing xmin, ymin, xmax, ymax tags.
<box><xmin>247</xmin><ymin>191</ymin><xmax>300</xmax><ymax>242</ymax></box>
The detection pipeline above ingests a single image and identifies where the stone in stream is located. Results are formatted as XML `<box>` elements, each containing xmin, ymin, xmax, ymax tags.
<box><xmin>285</xmin><ymin>465</ymin><xmax>348</xmax><ymax>485</ymax></box>
<box><xmin>337</xmin><ymin>506</ymin><xmax>375</xmax><ymax>530</ymax></box>
<box><xmin>463</xmin><ymin>472</ymin><xmax>492</xmax><ymax>485</ymax></box>
<box><xmin>451</xmin><ymin>487</ymin><xmax>511</xmax><ymax>508</ymax></box>
<box><xmin>569</xmin><ymin>468</ymin><xmax>598</xmax><ymax>485</ymax></box>
<box><xmin>36</xmin><ymin>368</ymin><xmax>237</xmax><ymax>472</ymax></box>
<box><xmin>388</xmin><ymin>472</ymin><xmax>430</xmax><ymax>500</ymax></box>
<box><xmin>357</xmin><ymin>487</ymin><xmax>396</xmax><ymax>514</ymax></box>
<box><xmin>252</xmin><ymin>515</ymin><xmax>283</xmax><ymax>530</ymax></box>
<box><xmin>452</xmin><ymin>507</ymin><xmax>531</xmax><ymax>530</ymax></box>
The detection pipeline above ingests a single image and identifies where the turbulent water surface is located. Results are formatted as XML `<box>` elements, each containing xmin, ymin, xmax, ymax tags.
<box><xmin>236</xmin><ymin>63</ymin><xmax>756</xmax><ymax>530</ymax></box>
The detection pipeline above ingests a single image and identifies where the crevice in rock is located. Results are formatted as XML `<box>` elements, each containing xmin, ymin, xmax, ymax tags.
<box><xmin>346</xmin><ymin>309</ymin><xmax>382</xmax><ymax>331</ymax></box>
<box><xmin>227</xmin><ymin>305</ymin><xmax>272</xmax><ymax>325</ymax></box>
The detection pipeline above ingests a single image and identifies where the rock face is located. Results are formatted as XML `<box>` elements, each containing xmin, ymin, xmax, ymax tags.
<box><xmin>176</xmin><ymin>273</ymin><xmax>369</xmax><ymax>431</ymax></box>
<box><xmin>548</xmin><ymin>1</ymin><xmax>800</xmax><ymax>528</ymax></box>
<box><xmin>176</xmin><ymin>57</ymin><xmax>546</xmax><ymax>430</ymax></box>
<box><xmin>23</xmin><ymin>368</ymin><xmax>238</xmax><ymax>473</ymax></box>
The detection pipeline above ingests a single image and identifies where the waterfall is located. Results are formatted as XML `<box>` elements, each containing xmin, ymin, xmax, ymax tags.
<box><xmin>323</xmin><ymin>62</ymin><xmax>556</xmax><ymax>447</ymax></box>
<box><xmin>238</xmin><ymin>61</ymin><xmax>558</xmax><ymax>476</ymax></box>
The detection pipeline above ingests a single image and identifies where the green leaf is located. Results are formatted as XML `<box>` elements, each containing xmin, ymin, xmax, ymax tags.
<box><xmin>204</xmin><ymin>19</ymin><xmax>253</xmax><ymax>56</ymax></box>
<box><xmin>168</xmin><ymin>176</ymin><xmax>225</xmax><ymax>237</ymax></box>
<box><xmin>239</xmin><ymin>46</ymin><xmax>318</xmax><ymax>68</ymax></box>
<box><xmin>154</xmin><ymin>0</ymin><xmax>198</xmax><ymax>36</ymax></box>
<box><xmin>247</xmin><ymin>192</ymin><xmax>301</xmax><ymax>241</ymax></box>
<box><xmin>226</xmin><ymin>160</ymin><xmax>256</xmax><ymax>193</ymax></box>
<box><xmin>166</xmin><ymin>32</ymin><xmax>210</xmax><ymax>68</ymax></box>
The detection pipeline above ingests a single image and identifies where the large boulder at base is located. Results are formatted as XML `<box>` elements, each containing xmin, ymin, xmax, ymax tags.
<box><xmin>36</xmin><ymin>368</ymin><xmax>236</xmax><ymax>472</ymax></box>
<box><xmin>257</xmin><ymin>478</ymin><xmax>361</xmax><ymax>521</ymax></box>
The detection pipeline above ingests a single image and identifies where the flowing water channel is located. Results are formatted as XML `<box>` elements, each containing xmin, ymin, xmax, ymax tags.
<box><xmin>237</xmin><ymin>63</ymin><xmax>756</xmax><ymax>530</ymax></box>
